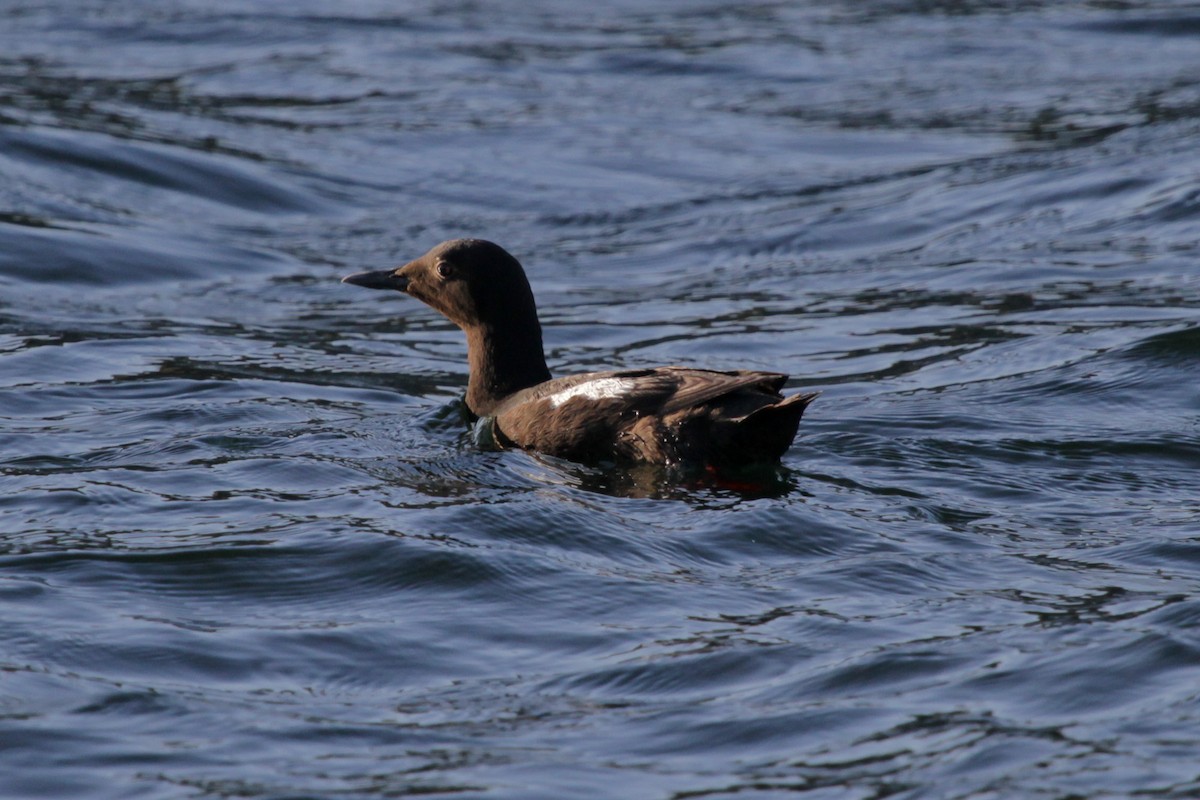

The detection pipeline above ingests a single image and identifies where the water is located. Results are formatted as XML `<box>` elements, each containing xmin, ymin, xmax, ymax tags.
<box><xmin>2</xmin><ymin>1</ymin><xmax>1199</xmax><ymax>797</ymax></box>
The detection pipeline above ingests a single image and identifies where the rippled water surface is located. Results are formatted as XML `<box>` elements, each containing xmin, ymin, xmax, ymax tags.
<box><xmin>3</xmin><ymin>2</ymin><xmax>1200</xmax><ymax>798</ymax></box>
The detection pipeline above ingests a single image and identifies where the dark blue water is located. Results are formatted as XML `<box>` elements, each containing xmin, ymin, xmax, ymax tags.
<box><xmin>2</xmin><ymin>2</ymin><xmax>1200</xmax><ymax>798</ymax></box>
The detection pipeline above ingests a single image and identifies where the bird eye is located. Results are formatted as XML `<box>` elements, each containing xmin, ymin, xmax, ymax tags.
<box><xmin>435</xmin><ymin>260</ymin><xmax>454</xmax><ymax>280</ymax></box>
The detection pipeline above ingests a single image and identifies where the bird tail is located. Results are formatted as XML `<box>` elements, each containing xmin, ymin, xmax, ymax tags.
<box><xmin>726</xmin><ymin>391</ymin><xmax>819</xmax><ymax>465</ymax></box>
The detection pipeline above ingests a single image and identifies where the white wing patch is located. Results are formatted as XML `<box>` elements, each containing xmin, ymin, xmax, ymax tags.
<box><xmin>547</xmin><ymin>377</ymin><xmax>636</xmax><ymax>408</ymax></box>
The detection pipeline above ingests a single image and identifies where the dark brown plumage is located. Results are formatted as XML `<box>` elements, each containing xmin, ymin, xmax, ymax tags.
<box><xmin>343</xmin><ymin>239</ymin><xmax>817</xmax><ymax>469</ymax></box>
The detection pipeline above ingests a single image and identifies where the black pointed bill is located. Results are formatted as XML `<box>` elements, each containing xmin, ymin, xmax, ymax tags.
<box><xmin>341</xmin><ymin>269</ymin><xmax>409</xmax><ymax>291</ymax></box>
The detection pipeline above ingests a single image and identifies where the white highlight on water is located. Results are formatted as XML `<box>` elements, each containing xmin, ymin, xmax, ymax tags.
<box><xmin>547</xmin><ymin>377</ymin><xmax>634</xmax><ymax>408</ymax></box>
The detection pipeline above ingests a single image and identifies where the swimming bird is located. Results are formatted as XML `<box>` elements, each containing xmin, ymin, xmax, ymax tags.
<box><xmin>342</xmin><ymin>239</ymin><xmax>817</xmax><ymax>469</ymax></box>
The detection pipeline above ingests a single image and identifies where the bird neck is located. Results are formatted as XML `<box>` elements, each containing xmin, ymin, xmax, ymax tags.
<box><xmin>464</xmin><ymin>322</ymin><xmax>552</xmax><ymax>417</ymax></box>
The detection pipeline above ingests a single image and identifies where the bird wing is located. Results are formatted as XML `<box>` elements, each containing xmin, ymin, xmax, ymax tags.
<box><xmin>656</xmin><ymin>369</ymin><xmax>788</xmax><ymax>414</ymax></box>
<box><xmin>494</xmin><ymin>367</ymin><xmax>789</xmax><ymax>416</ymax></box>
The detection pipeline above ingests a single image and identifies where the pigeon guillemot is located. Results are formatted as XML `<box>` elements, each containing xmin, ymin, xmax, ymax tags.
<box><xmin>343</xmin><ymin>239</ymin><xmax>817</xmax><ymax>469</ymax></box>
